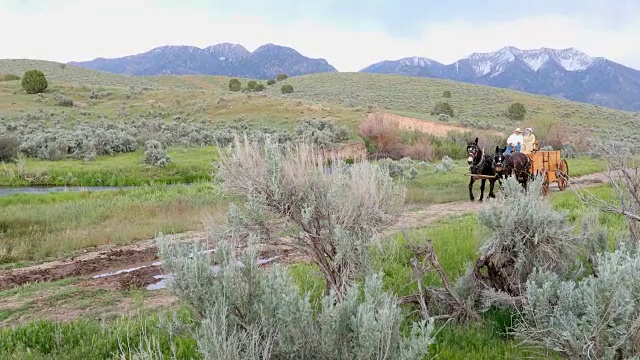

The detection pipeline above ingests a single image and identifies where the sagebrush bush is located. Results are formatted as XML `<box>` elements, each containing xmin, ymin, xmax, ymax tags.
<box><xmin>144</xmin><ymin>140</ymin><xmax>171</xmax><ymax>167</ymax></box>
<box><xmin>215</xmin><ymin>137</ymin><xmax>406</xmax><ymax>298</ymax></box>
<box><xmin>281</xmin><ymin>84</ymin><xmax>294</xmax><ymax>94</ymax></box>
<box><xmin>514</xmin><ymin>244</ymin><xmax>640</xmax><ymax>359</ymax></box>
<box><xmin>21</xmin><ymin>69</ymin><xmax>48</xmax><ymax>94</ymax></box>
<box><xmin>0</xmin><ymin>136</ymin><xmax>19</xmax><ymax>162</ymax></box>
<box><xmin>155</xmin><ymin>230</ymin><xmax>435</xmax><ymax>359</ymax></box>
<box><xmin>228</xmin><ymin>78</ymin><xmax>241</xmax><ymax>92</ymax></box>
<box><xmin>267</xmin><ymin>79</ymin><xmax>275</xmax><ymax>85</ymax></box>
<box><xmin>294</xmin><ymin>118</ymin><xmax>349</xmax><ymax>147</ymax></box>
<box><xmin>459</xmin><ymin>177</ymin><xmax>585</xmax><ymax>307</ymax></box>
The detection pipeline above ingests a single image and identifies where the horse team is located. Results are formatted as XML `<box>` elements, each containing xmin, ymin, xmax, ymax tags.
<box><xmin>466</xmin><ymin>137</ymin><xmax>533</xmax><ymax>202</ymax></box>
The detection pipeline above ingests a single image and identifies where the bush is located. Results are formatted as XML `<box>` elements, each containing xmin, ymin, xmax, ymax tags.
<box><xmin>21</xmin><ymin>70</ymin><xmax>48</xmax><ymax>94</ymax></box>
<box><xmin>0</xmin><ymin>74</ymin><xmax>20</xmax><ymax>82</ymax></box>
<box><xmin>228</xmin><ymin>78</ymin><xmax>241</xmax><ymax>92</ymax></box>
<box><xmin>506</xmin><ymin>102</ymin><xmax>526</xmax><ymax>121</ymax></box>
<box><xmin>246</xmin><ymin>80</ymin><xmax>258</xmax><ymax>91</ymax></box>
<box><xmin>461</xmin><ymin>177</ymin><xmax>585</xmax><ymax>306</ymax></box>
<box><xmin>267</xmin><ymin>79</ymin><xmax>276</xmax><ymax>85</ymax></box>
<box><xmin>215</xmin><ymin>138</ymin><xmax>406</xmax><ymax>297</ymax></box>
<box><xmin>359</xmin><ymin>114</ymin><xmax>436</xmax><ymax>161</ymax></box>
<box><xmin>143</xmin><ymin>140</ymin><xmax>171</xmax><ymax>167</ymax></box>
<box><xmin>281</xmin><ymin>84</ymin><xmax>294</xmax><ymax>94</ymax></box>
<box><xmin>254</xmin><ymin>83</ymin><xmax>266</xmax><ymax>92</ymax></box>
<box><xmin>432</xmin><ymin>102</ymin><xmax>454</xmax><ymax>117</ymax></box>
<box><xmin>276</xmin><ymin>73</ymin><xmax>288</xmax><ymax>81</ymax></box>
<box><xmin>0</xmin><ymin>136</ymin><xmax>19</xmax><ymax>162</ymax></box>
<box><xmin>294</xmin><ymin>118</ymin><xmax>349</xmax><ymax>147</ymax></box>
<box><xmin>55</xmin><ymin>94</ymin><xmax>74</xmax><ymax>107</ymax></box>
<box><xmin>443</xmin><ymin>90</ymin><xmax>452</xmax><ymax>98</ymax></box>
<box><xmin>155</xmin><ymin>234</ymin><xmax>435</xmax><ymax>360</ymax></box>
<box><xmin>514</xmin><ymin>244</ymin><xmax>640</xmax><ymax>359</ymax></box>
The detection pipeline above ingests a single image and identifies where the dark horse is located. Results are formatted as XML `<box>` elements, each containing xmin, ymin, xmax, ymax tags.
<box><xmin>503</xmin><ymin>150</ymin><xmax>533</xmax><ymax>190</ymax></box>
<box><xmin>467</xmin><ymin>138</ymin><xmax>498</xmax><ymax>202</ymax></box>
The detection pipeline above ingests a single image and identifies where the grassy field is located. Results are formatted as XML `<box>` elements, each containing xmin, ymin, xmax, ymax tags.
<box><xmin>1</xmin><ymin>183</ymin><xmax>622</xmax><ymax>358</ymax></box>
<box><xmin>0</xmin><ymin>183</ymin><xmax>232</xmax><ymax>266</ymax></box>
<box><xmin>0</xmin><ymin>146</ymin><xmax>218</xmax><ymax>186</ymax></box>
<box><xmin>0</xmin><ymin>58</ymin><xmax>632</xmax><ymax>358</ymax></box>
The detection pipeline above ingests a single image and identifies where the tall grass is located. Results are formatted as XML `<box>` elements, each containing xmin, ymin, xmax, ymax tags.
<box><xmin>0</xmin><ymin>183</ymin><xmax>230</xmax><ymax>266</ymax></box>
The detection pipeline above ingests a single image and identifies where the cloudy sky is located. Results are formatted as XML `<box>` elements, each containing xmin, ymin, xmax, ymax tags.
<box><xmin>1</xmin><ymin>0</ymin><xmax>638</xmax><ymax>71</ymax></box>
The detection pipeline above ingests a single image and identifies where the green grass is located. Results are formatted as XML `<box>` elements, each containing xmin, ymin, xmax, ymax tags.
<box><xmin>0</xmin><ymin>146</ymin><xmax>219</xmax><ymax>186</ymax></box>
<box><xmin>0</xmin><ymin>183</ymin><xmax>232</xmax><ymax>266</ymax></box>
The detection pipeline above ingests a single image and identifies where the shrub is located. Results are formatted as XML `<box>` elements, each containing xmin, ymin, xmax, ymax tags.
<box><xmin>143</xmin><ymin>140</ymin><xmax>171</xmax><ymax>167</ymax></box>
<box><xmin>276</xmin><ymin>73</ymin><xmax>288</xmax><ymax>81</ymax></box>
<box><xmin>267</xmin><ymin>79</ymin><xmax>276</xmax><ymax>85</ymax></box>
<box><xmin>155</xmin><ymin>234</ymin><xmax>435</xmax><ymax>359</ymax></box>
<box><xmin>21</xmin><ymin>70</ymin><xmax>48</xmax><ymax>94</ymax></box>
<box><xmin>432</xmin><ymin>156</ymin><xmax>455</xmax><ymax>173</ymax></box>
<box><xmin>214</xmin><ymin>138</ymin><xmax>406</xmax><ymax>298</ymax></box>
<box><xmin>432</xmin><ymin>102</ymin><xmax>454</xmax><ymax>117</ymax></box>
<box><xmin>254</xmin><ymin>83</ymin><xmax>266</xmax><ymax>92</ymax></box>
<box><xmin>246</xmin><ymin>80</ymin><xmax>258</xmax><ymax>91</ymax></box>
<box><xmin>0</xmin><ymin>74</ymin><xmax>20</xmax><ymax>82</ymax></box>
<box><xmin>506</xmin><ymin>102</ymin><xmax>526</xmax><ymax>121</ymax></box>
<box><xmin>55</xmin><ymin>94</ymin><xmax>74</xmax><ymax>107</ymax></box>
<box><xmin>461</xmin><ymin>177</ymin><xmax>585</xmax><ymax>306</ymax></box>
<box><xmin>0</xmin><ymin>136</ymin><xmax>19</xmax><ymax>162</ymax></box>
<box><xmin>359</xmin><ymin>114</ymin><xmax>436</xmax><ymax>161</ymax></box>
<box><xmin>514</xmin><ymin>244</ymin><xmax>640</xmax><ymax>359</ymax></box>
<box><xmin>294</xmin><ymin>118</ymin><xmax>349</xmax><ymax>147</ymax></box>
<box><xmin>228</xmin><ymin>78</ymin><xmax>242</xmax><ymax>92</ymax></box>
<box><xmin>443</xmin><ymin>90</ymin><xmax>452</xmax><ymax>98</ymax></box>
<box><xmin>281</xmin><ymin>84</ymin><xmax>294</xmax><ymax>94</ymax></box>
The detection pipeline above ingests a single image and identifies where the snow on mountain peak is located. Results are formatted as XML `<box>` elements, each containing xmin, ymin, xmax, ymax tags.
<box><xmin>465</xmin><ymin>46</ymin><xmax>595</xmax><ymax>75</ymax></box>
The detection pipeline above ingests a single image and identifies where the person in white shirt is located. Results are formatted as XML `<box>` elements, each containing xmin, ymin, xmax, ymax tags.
<box><xmin>504</xmin><ymin>128</ymin><xmax>524</xmax><ymax>155</ymax></box>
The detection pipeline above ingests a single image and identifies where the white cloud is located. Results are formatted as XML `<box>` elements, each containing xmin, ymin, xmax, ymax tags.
<box><xmin>1</xmin><ymin>1</ymin><xmax>639</xmax><ymax>71</ymax></box>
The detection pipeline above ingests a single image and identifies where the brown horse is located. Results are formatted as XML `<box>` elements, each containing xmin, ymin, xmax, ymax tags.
<box><xmin>504</xmin><ymin>152</ymin><xmax>532</xmax><ymax>189</ymax></box>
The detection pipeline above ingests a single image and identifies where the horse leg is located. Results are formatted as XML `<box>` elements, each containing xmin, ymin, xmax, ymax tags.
<box><xmin>469</xmin><ymin>177</ymin><xmax>476</xmax><ymax>201</ymax></box>
<box><xmin>489</xmin><ymin>179</ymin><xmax>496</xmax><ymax>198</ymax></box>
<box><xmin>479</xmin><ymin>178</ymin><xmax>486</xmax><ymax>202</ymax></box>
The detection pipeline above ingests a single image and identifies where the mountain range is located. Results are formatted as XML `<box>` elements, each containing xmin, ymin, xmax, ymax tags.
<box><xmin>69</xmin><ymin>43</ymin><xmax>640</xmax><ymax>112</ymax></box>
<box><xmin>68</xmin><ymin>43</ymin><xmax>337</xmax><ymax>79</ymax></box>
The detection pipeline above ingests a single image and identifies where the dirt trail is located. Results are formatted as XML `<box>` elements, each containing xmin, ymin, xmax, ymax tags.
<box><xmin>0</xmin><ymin>170</ymin><xmax>618</xmax><ymax>292</ymax></box>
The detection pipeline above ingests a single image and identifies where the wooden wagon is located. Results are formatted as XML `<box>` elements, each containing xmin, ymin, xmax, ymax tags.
<box><xmin>527</xmin><ymin>141</ymin><xmax>569</xmax><ymax>195</ymax></box>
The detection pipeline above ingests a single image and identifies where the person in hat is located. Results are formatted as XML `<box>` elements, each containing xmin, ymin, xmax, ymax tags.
<box><xmin>504</xmin><ymin>128</ymin><xmax>523</xmax><ymax>155</ymax></box>
<box><xmin>521</xmin><ymin>127</ymin><xmax>536</xmax><ymax>154</ymax></box>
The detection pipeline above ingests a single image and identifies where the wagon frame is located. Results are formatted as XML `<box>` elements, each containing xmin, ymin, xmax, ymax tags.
<box><xmin>527</xmin><ymin>141</ymin><xmax>569</xmax><ymax>195</ymax></box>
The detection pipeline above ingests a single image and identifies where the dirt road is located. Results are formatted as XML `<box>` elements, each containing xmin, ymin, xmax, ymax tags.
<box><xmin>0</xmin><ymin>169</ymin><xmax>617</xmax><ymax>292</ymax></box>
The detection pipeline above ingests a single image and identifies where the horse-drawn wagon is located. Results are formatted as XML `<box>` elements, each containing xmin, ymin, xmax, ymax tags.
<box><xmin>526</xmin><ymin>141</ymin><xmax>569</xmax><ymax>195</ymax></box>
<box><xmin>464</xmin><ymin>138</ymin><xmax>569</xmax><ymax>200</ymax></box>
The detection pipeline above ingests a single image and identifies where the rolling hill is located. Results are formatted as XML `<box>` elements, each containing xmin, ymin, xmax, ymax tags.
<box><xmin>1</xmin><ymin>59</ymin><xmax>638</xmax><ymax>144</ymax></box>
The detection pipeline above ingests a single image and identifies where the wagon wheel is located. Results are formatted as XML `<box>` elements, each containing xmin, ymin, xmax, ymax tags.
<box><xmin>539</xmin><ymin>169</ymin><xmax>550</xmax><ymax>195</ymax></box>
<box><xmin>556</xmin><ymin>159</ymin><xmax>569</xmax><ymax>191</ymax></box>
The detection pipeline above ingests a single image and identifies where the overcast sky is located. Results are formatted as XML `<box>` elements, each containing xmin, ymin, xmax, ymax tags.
<box><xmin>1</xmin><ymin>0</ymin><xmax>639</xmax><ymax>71</ymax></box>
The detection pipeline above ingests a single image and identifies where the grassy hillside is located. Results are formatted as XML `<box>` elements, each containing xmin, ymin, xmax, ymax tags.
<box><xmin>265</xmin><ymin>72</ymin><xmax>640</xmax><ymax>141</ymax></box>
<box><xmin>3</xmin><ymin>59</ymin><xmax>638</xmax><ymax>144</ymax></box>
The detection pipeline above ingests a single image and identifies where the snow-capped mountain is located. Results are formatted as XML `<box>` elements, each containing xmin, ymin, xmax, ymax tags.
<box><xmin>360</xmin><ymin>46</ymin><xmax>640</xmax><ymax>112</ymax></box>
<box><xmin>69</xmin><ymin>43</ymin><xmax>336</xmax><ymax>79</ymax></box>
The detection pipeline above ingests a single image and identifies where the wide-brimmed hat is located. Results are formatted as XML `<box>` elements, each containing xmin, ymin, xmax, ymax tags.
<box><xmin>515</xmin><ymin>128</ymin><xmax>522</xmax><ymax>133</ymax></box>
